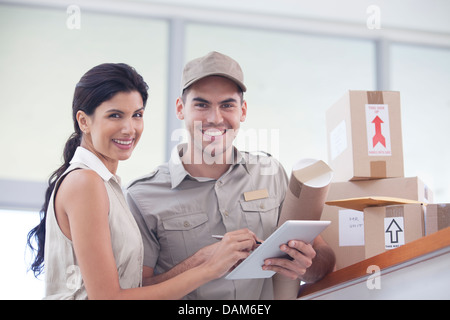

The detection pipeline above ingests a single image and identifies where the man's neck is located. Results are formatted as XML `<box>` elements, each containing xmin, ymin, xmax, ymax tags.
<box><xmin>180</xmin><ymin>144</ymin><xmax>236</xmax><ymax>180</ymax></box>
<box><xmin>182</xmin><ymin>161</ymin><xmax>231</xmax><ymax>180</ymax></box>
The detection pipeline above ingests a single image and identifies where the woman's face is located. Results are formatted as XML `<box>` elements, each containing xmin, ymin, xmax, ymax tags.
<box><xmin>77</xmin><ymin>90</ymin><xmax>144</xmax><ymax>173</ymax></box>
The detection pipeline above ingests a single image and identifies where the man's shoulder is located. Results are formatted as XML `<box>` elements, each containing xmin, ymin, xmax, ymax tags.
<box><xmin>241</xmin><ymin>150</ymin><xmax>286</xmax><ymax>177</ymax></box>
<box><xmin>126</xmin><ymin>163</ymin><xmax>170</xmax><ymax>191</ymax></box>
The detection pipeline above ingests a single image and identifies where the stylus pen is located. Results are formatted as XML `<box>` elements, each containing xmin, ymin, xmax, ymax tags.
<box><xmin>212</xmin><ymin>235</ymin><xmax>262</xmax><ymax>245</ymax></box>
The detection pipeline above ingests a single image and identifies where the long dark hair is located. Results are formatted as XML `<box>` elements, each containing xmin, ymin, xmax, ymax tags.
<box><xmin>27</xmin><ymin>63</ymin><xmax>149</xmax><ymax>277</ymax></box>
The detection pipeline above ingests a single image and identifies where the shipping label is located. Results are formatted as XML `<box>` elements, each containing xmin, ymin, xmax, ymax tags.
<box><xmin>330</xmin><ymin>120</ymin><xmax>347</xmax><ymax>160</ymax></box>
<box><xmin>339</xmin><ymin>209</ymin><xmax>365</xmax><ymax>246</ymax></box>
<box><xmin>384</xmin><ymin>217</ymin><xmax>405</xmax><ymax>249</ymax></box>
<box><xmin>365</xmin><ymin>104</ymin><xmax>392</xmax><ymax>156</ymax></box>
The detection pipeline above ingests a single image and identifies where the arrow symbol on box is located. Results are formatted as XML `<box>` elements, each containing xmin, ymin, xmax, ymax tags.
<box><xmin>385</xmin><ymin>219</ymin><xmax>403</xmax><ymax>243</ymax></box>
<box><xmin>372</xmin><ymin>116</ymin><xmax>386</xmax><ymax>148</ymax></box>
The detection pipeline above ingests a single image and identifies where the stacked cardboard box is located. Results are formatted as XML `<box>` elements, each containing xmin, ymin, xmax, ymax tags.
<box><xmin>425</xmin><ymin>204</ymin><xmax>450</xmax><ymax>235</ymax></box>
<box><xmin>322</xmin><ymin>90</ymin><xmax>435</xmax><ymax>270</ymax></box>
<box><xmin>326</xmin><ymin>90</ymin><xmax>404</xmax><ymax>181</ymax></box>
<box><xmin>325</xmin><ymin>197</ymin><xmax>426</xmax><ymax>261</ymax></box>
<box><xmin>321</xmin><ymin>178</ymin><xmax>432</xmax><ymax>269</ymax></box>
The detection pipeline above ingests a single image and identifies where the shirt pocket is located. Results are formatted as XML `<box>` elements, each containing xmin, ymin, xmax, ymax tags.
<box><xmin>240</xmin><ymin>197</ymin><xmax>280</xmax><ymax>240</ymax></box>
<box><xmin>161</xmin><ymin>212</ymin><xmax>209</xmax><ymax>265</ymax></box>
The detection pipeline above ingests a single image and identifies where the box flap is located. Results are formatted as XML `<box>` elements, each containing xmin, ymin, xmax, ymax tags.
<box><xmin>326</xmin><ymin>196</ymin><xmax>423</xmax><ymax>211</ymax></box>
<box><xmin>292</xmin><ymin>159</ymin><xmax>333</xmax><ymax>187</ymax></box>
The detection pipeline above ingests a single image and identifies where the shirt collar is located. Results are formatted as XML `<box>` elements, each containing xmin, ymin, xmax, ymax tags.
<box><xmin>70</xmin><ymin>146</ymin><xmax>119</xmax><ymax>183</ymax></box>
<box><xmin>168</xmin><ymin>143</ymin><xmax>249</xmax><ymax>189</ymax></box>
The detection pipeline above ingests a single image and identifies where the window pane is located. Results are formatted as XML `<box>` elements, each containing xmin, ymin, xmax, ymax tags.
<box><xmin>391</xmin><ymin>44</ymin><xmax>450</xmax><ymax>202</ymax></box>
<box><xmin>0</xmin><ymin>209</ymin><xmax>44</xmax><ymax>299</ymax></box>
<box><xmin>185</xmin><ymin>23</ymin><xmax>375</xmax><ymax>173</ymax></box>
<box><xmin>0</xmin><ymin>5</ymin><xmax>168</xmax><ymax>185</ymax></box>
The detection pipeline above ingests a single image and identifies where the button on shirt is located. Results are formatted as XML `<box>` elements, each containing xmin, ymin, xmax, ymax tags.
<box><xmin>126</xmin><ymin>144</ymin><xmax>288</xmax><ymax>300</ymax></box>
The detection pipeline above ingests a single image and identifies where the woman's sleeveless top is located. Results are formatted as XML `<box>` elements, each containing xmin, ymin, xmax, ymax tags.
<box><xmin>43</xmin><ymin>147</ymin><xmax>143</xmax><ymax>299</ymax></box>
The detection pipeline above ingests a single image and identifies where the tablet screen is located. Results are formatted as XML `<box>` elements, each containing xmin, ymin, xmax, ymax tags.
<box><xmin>225</xmin><ymin>220</ymin><xmax>330</xmax><ymax>280</ymax></box>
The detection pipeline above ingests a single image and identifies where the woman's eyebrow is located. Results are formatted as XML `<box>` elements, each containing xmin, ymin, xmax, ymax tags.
<box><xmin>106</xmin><ymin>108</ymin><xmax>124</xmax><ymax>114</ymax></box>
<box><xmin>106</xmin><ymin>106</ymin><xmax>145</xmax><ymax>114</ymax></box>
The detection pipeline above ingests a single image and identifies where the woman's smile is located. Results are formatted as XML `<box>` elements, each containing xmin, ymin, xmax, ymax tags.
<box><xmin>112</xmin><ymin>138</ymin><xmax>134</xmax><ymax>149</ymax></box>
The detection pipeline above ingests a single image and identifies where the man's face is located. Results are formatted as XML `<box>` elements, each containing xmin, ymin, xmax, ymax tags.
<box><xmin>177</xmin><ymin>76</ymin><xmax>247</xmax><ymax>162</ymax></box>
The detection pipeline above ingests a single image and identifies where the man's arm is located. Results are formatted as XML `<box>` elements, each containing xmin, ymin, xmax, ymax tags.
<box><xmin>263</xmin><ymin>234</ymin><xmax>335</xmax><ymax>283</ymax></box>
<box><xmin>301</xmin><ymin>235</ymin><xmax>336</xmax><ymax>283</ymax></box>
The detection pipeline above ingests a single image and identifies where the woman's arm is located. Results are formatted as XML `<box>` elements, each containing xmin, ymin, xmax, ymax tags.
<box><xmin>56</xmin><ymin>170</ymin><xmax>256</xmax><ymax>299</ymax></box>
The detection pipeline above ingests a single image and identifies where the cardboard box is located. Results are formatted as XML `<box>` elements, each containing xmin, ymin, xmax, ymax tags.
<box><xmin>320</xmin><ymin>177</ymin><xmax>432</xmax><ymax>270</ymax></box>
<box><xmin>364</xmin><ymin>204</ymin><xmax>425</xmax><ymax>258</ymax></box>
<box><xmin>326</xmin><ymin>90</ymin><xmax>404</xmax><ymax>182</ymax></box>
<box><xmin>425</xmin><ymin>204</ymin><xmax>450</xmax><ymax>235</ymax></box>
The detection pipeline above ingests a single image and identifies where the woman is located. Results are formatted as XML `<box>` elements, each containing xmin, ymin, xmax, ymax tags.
<box><xmin>27</xmin><ymin>63</ymin><xmax>258</xmax><ymax>299</ymax></box>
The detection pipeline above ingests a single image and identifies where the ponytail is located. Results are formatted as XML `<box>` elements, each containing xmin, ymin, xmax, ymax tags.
<box><xmin>26</xmin><ymin>63</ymin><xmax>149</xmax><ymax>278</ymax></box>
<box><xmin>27</xmin><ymin>131</ymin><xmax>81</xmax><ymax>277</ymax></box>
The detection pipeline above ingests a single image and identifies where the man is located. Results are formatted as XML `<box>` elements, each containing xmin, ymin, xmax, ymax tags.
<box><xmin>126</xmin><ymin>51</ymin><xmax>335</xmax><ymax>299</ymax></box>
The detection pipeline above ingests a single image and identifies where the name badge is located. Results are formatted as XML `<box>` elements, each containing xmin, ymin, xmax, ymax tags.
<box><xmin>244</xmin><ymin>189</ymin><xmax>269</xmax><ymax>201</ymax></box>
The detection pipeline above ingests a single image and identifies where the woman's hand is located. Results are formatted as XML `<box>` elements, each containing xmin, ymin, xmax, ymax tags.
<box><xmin>201</xmin><ymin>228</ymin><xmax>260</xmax><ymax>278</ymax></box>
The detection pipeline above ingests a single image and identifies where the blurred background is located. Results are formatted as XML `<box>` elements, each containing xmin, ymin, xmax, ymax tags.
<box><xmin>0</xmin><ymin>0</ymin><xmax>449</xmax><ymax>299</ymax></box>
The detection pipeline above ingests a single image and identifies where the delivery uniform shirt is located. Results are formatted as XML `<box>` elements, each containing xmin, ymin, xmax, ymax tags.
<box><xmin>43</xmin><ymin>146</ymin><xmax>143</xmax><ymax>299</ymax></box>
<box><xmin>126</xmin><ymin>143</ymin><xmax>288</xmax><ymax>300</ymax></box>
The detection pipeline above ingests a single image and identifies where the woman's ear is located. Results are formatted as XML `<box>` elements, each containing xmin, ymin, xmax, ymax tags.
<box><xmin>76</xmin><ymin>110</ymin><xmax>90</xmax><ymax>134</ymax></box>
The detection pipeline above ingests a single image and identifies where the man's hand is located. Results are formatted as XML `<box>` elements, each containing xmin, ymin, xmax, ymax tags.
<box><xmin>262</xmin><ymin>235</ymin><xmax>335</xmax><ymax>282</ymax></box>
<box><xmin>262</xmin><ymin>240</ymin><xmax>316</xmax><ymax>280</ymax></box>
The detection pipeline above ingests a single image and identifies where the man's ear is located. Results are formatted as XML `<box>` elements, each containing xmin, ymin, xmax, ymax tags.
<box><xmin>176</xmin><ymin>97</ymin><xmax>185</xmax><ymax>120</ymax></box>
<box><xmin>240</xmin><ymin>100</ymin><xmax>247</xmax><ymax>122</ymax></box>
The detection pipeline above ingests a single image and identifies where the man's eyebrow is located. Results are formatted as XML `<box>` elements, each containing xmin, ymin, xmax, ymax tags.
<box><xmin>192</xmin><ymin>97</ymin><xmax>238</xmax><ymax>104</ymax></box>
<box><xmin>220</xmin><ymin>98</ymin><xmax>238</xmax><ymax>104</ymax></box>
<box><xmin>192</xmin><ymin>97</ymin><xmax>210</xmax><ymax>104</ymax></box>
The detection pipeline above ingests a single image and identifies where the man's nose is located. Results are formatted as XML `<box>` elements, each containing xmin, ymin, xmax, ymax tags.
<box><xmin>207</xmin><ymin>107</ymin><xmax>223</xmax><ymax>124</ymax></box>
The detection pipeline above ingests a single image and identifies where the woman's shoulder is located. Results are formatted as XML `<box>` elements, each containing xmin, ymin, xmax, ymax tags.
<box><xmin>58</xmin><ymin>168</ymin><xmax>108</xmax><ymax>206</ymax></box>
<box><xmin>53</xmin><ymin>168</ymin><xmax>110</xmax><ymax>240</ymax></box>
<box><xmin>64</xmin><ymin>167</ymin><xmax>104</xmax><ymax>188</ymax></box>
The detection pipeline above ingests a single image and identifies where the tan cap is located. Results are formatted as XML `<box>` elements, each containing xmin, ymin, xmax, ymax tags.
<box><xmin>181</xmin><ymin>51</ymin><xmax>246</xmax><ymax>92</ymax></box>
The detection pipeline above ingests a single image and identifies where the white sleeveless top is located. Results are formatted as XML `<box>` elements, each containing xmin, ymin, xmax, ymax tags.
<box><xmin>43</xmin><ymin>147</ymin><xmax>143</xmax><ymax>299</ymax></box>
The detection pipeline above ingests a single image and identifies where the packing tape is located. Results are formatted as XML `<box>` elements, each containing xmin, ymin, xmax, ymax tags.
<box><xmin>386</xmin><ymin>205</ymin><xmax>404</xmax><ymax>218</ymax></box>
<box><xmin>438</xmin><ymin>205</ymin><xmax>450</xmax><ymax>230</ymax></box>
<box><xmin>367</xmin><ymin>91</ymin><xmax>384</xmax><ymax>104</ymax></box>
<box><xmin>370</xmin><ymin>161</ymin><xmax>387</xmax><ymax>178</ymax></box>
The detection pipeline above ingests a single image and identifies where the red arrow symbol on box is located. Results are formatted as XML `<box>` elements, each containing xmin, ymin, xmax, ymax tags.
<box><xmin>372</xmin><ymin>116</ymin><xmax>386</xmax><ymax>148</ymax></box>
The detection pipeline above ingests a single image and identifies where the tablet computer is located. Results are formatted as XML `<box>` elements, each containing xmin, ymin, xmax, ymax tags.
<box><xmin>225</xmin><ymin>220</ymin><xmax>331</xmax><ymax>280</ymax></box>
